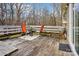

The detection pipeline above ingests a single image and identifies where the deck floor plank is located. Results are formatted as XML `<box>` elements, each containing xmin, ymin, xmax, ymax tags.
<box><xmin>0</xmin><ymin>41</ymin><xmax>17</xmax><ymax>56</ymax></box>
<box><xmin>8</xmin><ymin>36</ymin><xmax>74</xmax><ymax>56</ymax></box>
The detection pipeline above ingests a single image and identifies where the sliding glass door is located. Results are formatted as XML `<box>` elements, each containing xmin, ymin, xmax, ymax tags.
<box><xmin>74</xmin><ymin>4</ymin><xmax>79</xmax><ymax>55</ymax></box>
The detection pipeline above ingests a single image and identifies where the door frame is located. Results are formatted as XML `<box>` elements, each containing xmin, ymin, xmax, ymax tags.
<box><xmin>68</xmin><ymin>3</ymin><xmax>78</xmax><ymax>56</ymax></box>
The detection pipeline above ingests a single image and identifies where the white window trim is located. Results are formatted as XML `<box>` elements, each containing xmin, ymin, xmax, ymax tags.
<box><xmin>68</xmin><ymin>3</ymin><xmax>78</xmax><ymax>56</ymax></box>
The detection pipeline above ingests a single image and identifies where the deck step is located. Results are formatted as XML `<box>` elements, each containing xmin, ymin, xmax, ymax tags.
<box><xmin>0</xmin><ymin>41</ymin><xmax>18</xmax><ymax>56</ymax></box>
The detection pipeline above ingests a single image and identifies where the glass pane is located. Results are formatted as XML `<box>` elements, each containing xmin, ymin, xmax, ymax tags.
<box><xmin>74</xmin><ymin>3</ymin><xmax>79</xmax><ymax>54</ymax></box>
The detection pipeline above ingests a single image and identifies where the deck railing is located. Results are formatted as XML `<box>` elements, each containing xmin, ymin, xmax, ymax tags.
<box><xmin>0</xmin><ymin>25</ymin><xmax>21</xmax><ymax>35</ymax></box>
<box><xmin>0</xmin><ymin>25</ymin><xmax>65</xmax><ymax>35</ymax></box>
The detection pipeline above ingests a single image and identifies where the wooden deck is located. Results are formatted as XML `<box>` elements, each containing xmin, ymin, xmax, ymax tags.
<box><xmin>0</xmin><ymin>41</ymin><xmax>18</xmax><ymax>56</ymax></box>
<box><xmin>7</xmin><ymin>36</ymin><xmax>74</xmax><ymax>56</ymax></box>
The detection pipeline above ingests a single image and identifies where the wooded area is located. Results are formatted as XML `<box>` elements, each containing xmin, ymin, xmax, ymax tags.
<box><xmin>0</xmin><ymin>3</ymin><xmax>68</xmax><ymax>26</ymax></box>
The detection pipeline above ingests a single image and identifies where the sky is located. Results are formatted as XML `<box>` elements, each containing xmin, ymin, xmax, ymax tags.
<box><xmin>32</xmin><ymin>3</ymin><xmax>53</xmax><ymax>12</ymax></box>
<box><xmin>23</xmin><ymin>3</ymin><xmax>53</xmax><ymax>19</ymax></box>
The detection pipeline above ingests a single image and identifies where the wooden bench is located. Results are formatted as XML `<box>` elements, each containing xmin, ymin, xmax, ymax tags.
<box><xmin>39</xmin><ymin>26</ymin><xmax>66</xmax><ymax>40</ymax></box>
<box><xmin>29</xmin><ymin>25</ymin><xmax>66</xmax><ymax>40</ymax></box>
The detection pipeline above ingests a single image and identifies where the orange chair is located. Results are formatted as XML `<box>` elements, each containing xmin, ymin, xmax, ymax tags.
<box><xmin>22</xmin><ymin>22</ymin><xmax>26</xmax><ymax>33</ymax></box>
<box><xmin>40</xmin><ymin>25</ymin><xmax>44</xmax><ymax>32</ymax></box>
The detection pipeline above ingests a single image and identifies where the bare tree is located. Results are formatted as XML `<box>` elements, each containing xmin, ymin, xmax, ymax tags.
<box><xmin>15</xmin><ymin>3</ymin><xmax>23</xmax><ymax>25</ymax></box>
<box><xmin>9</xmin><ymin>3</ymin><xmax>14</xmax><ymax>21</ymax></box>
<box><xmin>0</xmin><ymin>3</ymin><xmax>7</xmax><ymax>25</ymax></box>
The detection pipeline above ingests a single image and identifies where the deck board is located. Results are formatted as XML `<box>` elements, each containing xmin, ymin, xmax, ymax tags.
<box><xmin>8</xmin><ymin>36</ymin><xmax>74</xmax><ymax>56</ymax></box>
<box><xmin>0</xmin><ymin>41</ymin><xmax>17</xmax><ymax>56</ymax></box>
